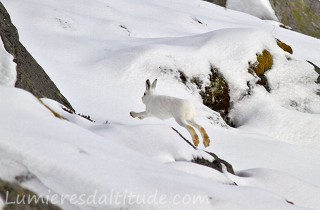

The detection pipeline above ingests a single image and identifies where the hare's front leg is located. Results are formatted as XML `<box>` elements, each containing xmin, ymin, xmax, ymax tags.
<box><xmin>130</xmin><ymin>111</ymin><xmax>149</xmax><ymax>120</ymax></box>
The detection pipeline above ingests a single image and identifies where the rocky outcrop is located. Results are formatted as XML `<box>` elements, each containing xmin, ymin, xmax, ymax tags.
<box><xmin>269</xmin><ymin>0</ymin><xmax>320</xmax><ymax>39</ymax></box>
<box><xmin>0</xmin><ymin>2</ymin><xmax>74</xmax><ymax>111</ymax></box>
<box><xmin>0</xmin><ymin>179</ymin><xmax>61</xmax><ymax>210</ymax></box>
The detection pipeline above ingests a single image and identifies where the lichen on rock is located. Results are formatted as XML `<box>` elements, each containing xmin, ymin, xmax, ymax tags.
<box><xmin>276</xmin><ymin>39</ymin><xmax>293</xmax><ymax>54</ymax></box>
<box><xmin>248</xmin><ymin>49</ymin><xmax>273</xmax><ymax>92</ymax></box>
<box><xmin>198</xmin><ymin>66</ymin><xmax>231</xmax><ymax>122</ymax></box>
<box><xmin>252</xmin><ymin>50</ymin><xmax>273</xmax><ymax>76</ymax></box>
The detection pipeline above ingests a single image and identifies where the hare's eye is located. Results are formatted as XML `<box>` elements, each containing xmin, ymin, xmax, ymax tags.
<box><xmin>144</xmin><ymin>93</ymin><xmax>146</xmax><ymax>96</ymax></box>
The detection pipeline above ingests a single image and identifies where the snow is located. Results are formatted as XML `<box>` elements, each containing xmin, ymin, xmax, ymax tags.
<box><xmin>0</xmin><ymin>38</ymin><xmax>16</xmax><ymax>86</ymax></box>
<box><xmin>168</xmin><ymin>161</ymin><xmax>235</xmax><ymax>185</ymax></box>
<box><xmin>225</xmin><ymin>168</ymin><xmax>320</xmax><ymax>209</ymax></box>
<box><xmin>0</xmin><ymin>86</ymin><xmax>307</xmax><ymax>210</ymax></box>
<box><xmin>0</xmin><ymin>198</ymin><xmax>3</xmax><ymax>210</ymax></box>
<box><xmin>1</xmin><ymin>0</ymin><xmax>320</xmax><ymax>209</ymax></box>
<box><xmin>227</xmin><ymin>0</ymin><xmax>279</xmax><ymax>21</ymax></box>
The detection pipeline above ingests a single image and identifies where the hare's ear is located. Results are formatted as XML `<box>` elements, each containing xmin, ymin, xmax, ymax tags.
<box><xmin>146</xmin><ymin>79</ymin><xmax>151</xmax><ymax>90</ymax></box>
<box><xmin>151</xmin><ymin>79</ymin><xmax>157</xmax><ymax>90</ymax></box>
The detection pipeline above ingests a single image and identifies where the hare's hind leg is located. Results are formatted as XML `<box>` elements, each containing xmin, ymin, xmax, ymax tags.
<box><xmin>175</xmin><ymin>119</ymin><xmax>199</xmax><ymax>147</ymax></box>
<box><xmin>188</xmin><ymin>120</ymin><xmax>210</xmax><ymax>148</ymax></box>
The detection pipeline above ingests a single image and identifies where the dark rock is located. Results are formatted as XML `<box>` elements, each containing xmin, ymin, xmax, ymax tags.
<box><xmin>192</xmin><ymin>152</ymin><xmax>235</xmax><ymax>175</ymax></box>
<box><xmin>0</xmin><ymin>178</ymin><xmax>62</xmax><ymax>210</ymax></box>
<box><xmin>307</xmin><ymin>60</ymin><xmax>320</xmax><ymax>84</ymax></box>
<box><xmin>269</xmin><ymin>0</ymin><xmax>320</xmax><ymax>39</ymax></box>
<box><xmin>172</xmin><ymin>127</ymin><xmax>235</xmax><ymax>175</ymax></box>
<box><xmin>203</xmin><ymin>0</ymin><xmax>227</xmax><ymax>7</ymax></box>
<box><xmin>256</xmin><ymin>74</ymin><xmax>271</xmax><ymax>92</ymax></box>
<box><xmin>0</xmin><ymin>2</ymin><xmax>74</xmax><ymax>111</ymax></box>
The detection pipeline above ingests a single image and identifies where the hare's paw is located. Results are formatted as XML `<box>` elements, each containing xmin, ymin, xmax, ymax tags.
<box><xmin>193</xmin><ymin>135</ymin><xmax>200</xmax><ymax>147</ymax></box>
<box><xmin>203</xmin><ymin>137</ymin><xmax>210</xmax><ymax>148</ymax></box>
<box><xmin>203</xmin><ymin>135</ymin><xmax>210</xmax><ymax>148</ymax></box>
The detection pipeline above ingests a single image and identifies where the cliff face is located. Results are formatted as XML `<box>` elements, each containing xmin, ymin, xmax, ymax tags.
<box><xmin>0</xmin><ymin>2</ymin><xmax>73</xmax><ymax>111</ymax></box>
<box><xmin>269</xmin><ymin>0</ymin><xmax>320</xmax><ymax>39</ymax></box>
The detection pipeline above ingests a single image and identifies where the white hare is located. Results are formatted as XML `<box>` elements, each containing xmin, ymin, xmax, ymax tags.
<box><xmin>130</xmin><ymin>79</ymin><xmax>210</xmax><ymax>147</ymax></box>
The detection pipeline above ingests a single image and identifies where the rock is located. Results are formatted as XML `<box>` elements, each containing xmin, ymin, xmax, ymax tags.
<box><xmin>276</xmin><ymin>39</ymin><xmax>293</xmax><ymax>54</ymax></box>
<box><xmin>203</xmin><ymin>0</ymin><xmax>227</xmax><ymax>7</ymax></box>
<box><xmin>307</xmin><ymin>61</ymin><xmax>320</xmax><ymax>84</ymax></box>
<box><xmin>269</xmin><ymin>0</ymin><xmax>320</xmax><ymax>39</ymax></box>
<box><xmin>172</xmin><ymin>127</ymin><xmax>235</xmax><ymax>175</ymax></box>
<box><xmin>0</xmin><ymin>178</ymin><xmax>61</xmax><ymax>210</ymax></box>
<box><xmin>0</xmin><ymin>2</ymin><xmax>74</xmax><ymax>111</ymax></box>
<box><xmin>192</xmin><ymin>152</ymin><xmax>235</xmax><ymax>175</ymax></box>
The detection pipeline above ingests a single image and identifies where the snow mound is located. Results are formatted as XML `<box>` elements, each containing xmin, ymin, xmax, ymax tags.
<box><xmin>227</xmin><ymin>0</ymin><xmax>279</xmax><ymax>21</ymax></box>
<box><xmin>0</xmin><ymin>40</ymin><xmax>16</xmax><ymax>86</ymax></box>
<box><xmin>231</xmin><ymin>86</ymin><xmax>320</xmax><ymax>147</ymax></box>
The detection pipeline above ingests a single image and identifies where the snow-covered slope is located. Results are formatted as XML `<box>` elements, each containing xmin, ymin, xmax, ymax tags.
<box><xmin>3</xmin><ymin>86</ymin><xmax>316</xmax><ymax>210</ymax></box>
<box><xmin>1</xmin><ymin>0</ymin><xmax>320</xmax><ymax>209</ymax></box>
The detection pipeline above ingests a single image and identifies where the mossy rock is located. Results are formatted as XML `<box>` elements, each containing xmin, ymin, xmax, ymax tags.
<box><xmin>199</xmin><ymin>66</ymin><xmax>231</xmax><ymax>122</ymax></box>
<box><xmin>0</xmin><ymin>179</ymin><xmax>61</xmax><ymax>210</ymax></box>
<box><xmin>276</xmin><ymin>39</ymin><xmax>293</xmax><ymax>54</ymax></box>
